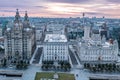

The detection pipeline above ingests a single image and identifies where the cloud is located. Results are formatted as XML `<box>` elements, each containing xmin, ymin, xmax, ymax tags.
<box><xmin>0</xmin><ymin>0</ymin><xmax>119</xmax><ymax>18</ymax></box>
<box><xmin>0</xmin><ymin>0</ymin><xmax>35</xmax><ymax>8</ymax></box>
<box><xmin>85</xmin><ymin>12</ymin><xmax>105</xmax><ymax>15</ymax></box>
<box><xmin>106</xmin><ymin>0</ymin><xmax>120</xmax><ymax>3</ymax></box>
<box><xmin>46</xmin><ymin>0</ymin><xmax>91</xmax><ymax>3</ymax></box>
<box><xmin>0</xmin><ymin>9</ymin><xmax>25</xmax><ymax>12</ymax></box>
<box><xmin>0</xmin><ymin>10</ymin><xmax>15</xmax><ymax>12</ymax></box>
<box><xmin>34</xmin><ymin>6</ymin><xmax>48</xmax><ymax>9</ymax></box>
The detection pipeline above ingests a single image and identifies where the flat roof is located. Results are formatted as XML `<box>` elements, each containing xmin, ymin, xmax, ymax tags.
<box><xmin>44</xmin><ymin>34</ymin><xmax>67</xmax><ymax>42</ymax></box>
<box><xmin>89</xmin><ymin>74</ymin><xmax>120</xmax><ymax>79</ymax></box>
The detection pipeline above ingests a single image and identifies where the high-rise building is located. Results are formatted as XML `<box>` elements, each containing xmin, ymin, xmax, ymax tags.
<box><xmin>82</xmin><ymin>23</ymin><xmax>91</xmax><ymax>41</ymax></box>
<box><xmin>46</xmin><ymin>24</ymin><xmax>65</xmax><ymax>34</ymax></box>
<box><xmin>4</xmin><ymin>9</ymin><xmax>36</xmax><ymax>63</ymax></box>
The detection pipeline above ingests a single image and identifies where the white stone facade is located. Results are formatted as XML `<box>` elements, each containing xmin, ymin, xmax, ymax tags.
<box><xmin>78</xmin><ymin>34</ymin><xmax>118</xmax><ymax>64</ymax></box>
<box><xmin>82</xmin><ymin>26</ymin><xmax>91</xmax><ymax>40</ymax></box>
<box><xmin>43</xmin><ymin>34</ymin><xmax>68</xmax><ymax>61</ymax></box>
<box><xmin>79</xmin><ymin>41</ymin><xmax>118</xmax><ymax>62</ymax></box>
<box><xmin>4</xmin><ymin>10</ymin><xmax>36</xmax><ymax>60</ymax></box>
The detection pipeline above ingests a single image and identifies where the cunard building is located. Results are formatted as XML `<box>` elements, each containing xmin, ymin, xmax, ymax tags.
<box><xmin>4</xmin><ymin>9</ymin><xmax>36</xmax><ymax>63</ymax></box>
<box><xmin>43</xmin><ymin>34</ymin><xmax>69</xmax><ymax>62</ymax></box>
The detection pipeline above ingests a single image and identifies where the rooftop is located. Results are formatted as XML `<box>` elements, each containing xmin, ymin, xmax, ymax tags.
<box><xmin>79</xmin><ymin>40</ymin><xmax>113</xmax><ymax>48</ymax></box>
<box><xmin>47</xmin><ymin>24</ymin><xmax>64</xmax><ymax>28</ymax></box>
<box><xmin>44</xmin><ymin>34</ymin><xmax>67</xmax><ymax>42</ymax></box>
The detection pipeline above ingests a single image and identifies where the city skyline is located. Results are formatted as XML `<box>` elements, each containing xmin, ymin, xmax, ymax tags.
<box><xmin>0</xmin><ymin>0</ymin><xmax>120</xmax><ymax>18</ymax></box>
<box><xmin>0</xmin><ymin>4</ymin><xmax>120</xmax><ymax>80</ymax></box>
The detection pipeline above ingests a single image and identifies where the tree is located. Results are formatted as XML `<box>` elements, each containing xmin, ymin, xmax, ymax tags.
<box><xmin>45</xmin><ymin>64</ymin><xmax>49</xmax><ymax>70</ymax></box>
<box><xmin>86</xmin><ymin>63</ymin><xmax>90</xmax><ymax>69</ymax></box>
<box><xmin>41</xmin><ymin>65</ymin><xmax>44</xmax><ymax>69</ymax></box>
<box><xmin>108</xmin><ymin>64</ymin><xmax>112</xmax><ymax>72</ymax></box>
<box><xmin>57</xmin><ymin>66</ymin><xmax>60</xmax><ymax>70</ymax></box>
<box><xmin>92</xmin><ymin>67</ymin><xmax>96</xmax><ymax>72</ymax></box>
<box><xmin>16</xmin><ymin>60</ymin><xmax>28</xmax><ymax>69</ymax></box>
<box><xmin>3</xmin><ymin>58</ymin><xmax>6</xmax><ymax>67</ymax></box>
<box><xmin>0</xmin><ymin>47</ymin><xmax>4</xmax><ymax>52</ymax></box>
<box><xmin>68</xmin><ymin>65</ymin><xmax>71</xmax><ymax>71</ymax></box>
<box><xmin>64</xmin><ymin>65</ymin><xmax>67</xmax><ymax>71</ymax></box>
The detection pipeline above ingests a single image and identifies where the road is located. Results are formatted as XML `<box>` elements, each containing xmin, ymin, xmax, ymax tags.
<box><xmin>32</xmin><ymin>47</ymin><xmax>43</xmax><ymax>64</ymax></box>
<box><xmin>74</xmin><ymin>51</ymin><xmax>81</xmax><ymax>64</ymax></box>
<box><xmin>69</xmin><ymin>48</ymin><xmax>78</xmax><ymax>65</ymax></box>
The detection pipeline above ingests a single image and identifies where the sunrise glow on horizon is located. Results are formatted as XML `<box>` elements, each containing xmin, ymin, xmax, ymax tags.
<box><xmin>0</xmin><ymin>0</ymin><xmax>120</xmax><ymax>18</ymax></box>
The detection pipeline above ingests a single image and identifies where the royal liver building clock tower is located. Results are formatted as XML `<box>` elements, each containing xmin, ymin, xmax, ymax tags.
<box><xmin>4</xmin><ymin>9</ymin><xmax>36</xmax><ymax>65</ymax></box>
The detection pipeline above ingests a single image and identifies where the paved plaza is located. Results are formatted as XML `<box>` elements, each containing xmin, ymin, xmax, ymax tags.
<box><xmin>0</xmin><ymin>45</ymin><xmax>120</xmax><ymax>80</ymax></box>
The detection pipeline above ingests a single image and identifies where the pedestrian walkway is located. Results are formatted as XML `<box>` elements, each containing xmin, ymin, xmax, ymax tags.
<box><xmin>70</xmin><ymin>69</ymin><xmax>90</xmax><ymax>80</ymax></box>
<box><xmin>30</xmin><ymin>47</ymin><xmax>38</xmax><ymax>64</ymax></box>
<box><xmin>68</xmin><ymin>54</ymin><xmax>73</xmax><ymax>68</ymax></box>
<box><xmin>22</xmin><ymin>64</ymin><xmax>120</xmax><ymax>80</ymax></box>
<box><xmin>22</xmin><ymin>65</ymin><xmax>40</xmax><ymax>80</ymax></box>
<box><xmin>39</xmin><ymin>53</ymin><xmax>43</xmax><ymax>65</ymax></box>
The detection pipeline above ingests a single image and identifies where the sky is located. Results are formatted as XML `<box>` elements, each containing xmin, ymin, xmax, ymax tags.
<box><xmin>0</xmin><ymin>0</ymin><xmax>120</xmax><ymax>18</ymax></box>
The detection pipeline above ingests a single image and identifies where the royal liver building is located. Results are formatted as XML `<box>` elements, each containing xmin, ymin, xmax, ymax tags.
<box><xmin>4</xmin><ymin>9</ymin><xmax>36</xmax><ymax>62</ymax></box>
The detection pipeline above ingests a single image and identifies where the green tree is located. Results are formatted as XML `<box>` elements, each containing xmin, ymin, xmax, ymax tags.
<box><xmin>3</xmin><ymin>58</ymin><xmax>6</xmax><ymax>67</ymax></box>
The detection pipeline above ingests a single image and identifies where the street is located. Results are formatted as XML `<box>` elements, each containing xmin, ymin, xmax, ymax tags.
<box><xmin>32</xmin><ymin>47</ymin><xmax>43</xmax><ymax>64</ymax></box>
<box><xmin>69</xmin><ymin>48</ymin><xmax>78</xmax><ymax>66</ymax></box>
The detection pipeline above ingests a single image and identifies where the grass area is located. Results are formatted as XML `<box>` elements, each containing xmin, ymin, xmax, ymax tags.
<box><xmin>35</xmin><ymin>72</ymin><xmax>75</xmax><ymax>80</ymax></box>
<box><xmin>58</xmin><ymin>73</ymin><xmax>75</xmax><ymax>80</ymax></box>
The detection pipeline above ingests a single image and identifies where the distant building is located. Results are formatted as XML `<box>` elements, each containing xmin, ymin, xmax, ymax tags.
<box><xmin>46</xmin><ymin>24</ymin><xmax>65</xmax><ymax>34</ymax></box>
<box><xmin>34</xmin><ymin>23</ymin><xmax>45</xmax><ymax>42</ymax></box>
<box><xmin>67</xmin><ymin>26</ymin><xmax>84</xmax><ymax>40</ymax></box>
<box><xmin>0</xmin><ymin>26</ymin><xmax>2</xmax><ymax>37</ymax></box>
<box><xmin>92</xmin><ymin>22</ymin><xmax>108</xmax><ymax>39</ymax></box>
<box><xmin>43</xmin><ymin>34</ymin><xmax>68</xmax><ymax>62</ymax></box>
<box><xmin>0</xmin><ymin>37</ymin><xmax>4</xmax><ymax>48</ymax></box>
<box><xmin>82</xmin><ymin>25</ymin><xmax>91</xmax><ymax>40</ymax></box>
<box><xmin>0</xmin><ymin>24</ymin><xmax>4</xmax><ymax>48</ymax></box>
<box><xmin>4</xmin><ymin>9</ymin><xmax>36</xmax><ymax>62</ymax></box>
